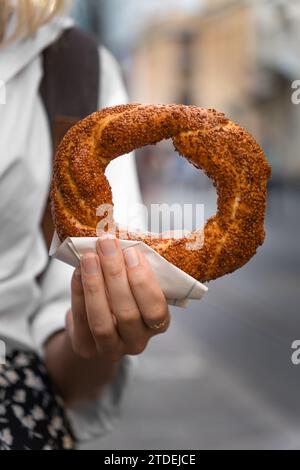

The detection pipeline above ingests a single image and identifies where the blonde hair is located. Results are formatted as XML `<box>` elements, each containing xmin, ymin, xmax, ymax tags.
<box><xmin>0</xmin><ymin>0</ymin><xmax>70</xmax><ymax>43</ymax></box>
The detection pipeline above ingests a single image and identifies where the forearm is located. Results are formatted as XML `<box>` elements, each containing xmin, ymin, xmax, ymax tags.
<box><xmin>44</xmin><ymin>329</ymin><xmax>119</xmax><ymax>407</ymax></box>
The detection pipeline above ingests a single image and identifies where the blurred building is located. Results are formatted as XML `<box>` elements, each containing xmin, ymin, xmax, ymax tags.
<box><xmin>71</xmin><ymin>0</ymin><xmax>300</xmax><ymax>182</ymax></box>
<box><xmin>254</xmin><ymin>0</ymin><xmax>300</xmax><ymax>182</ymax></box>
<box><xmin>129</xmin><ymin>0</ymin><xmax>300</xmax><ymax>182</ymax></box>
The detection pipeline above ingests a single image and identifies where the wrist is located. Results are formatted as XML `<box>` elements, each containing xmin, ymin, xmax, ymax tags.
<box><xmin>44</xmin><ymin>328</ymin><xmax>119</xmax><ymax>406</ymax></box>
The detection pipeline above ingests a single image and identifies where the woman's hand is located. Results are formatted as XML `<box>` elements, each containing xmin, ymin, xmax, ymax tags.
<box><xmin>67</xmin><ymin>236</ymin><xmax>171</xmax><ymax>362</ymax></box>
<box><xmin>45</xmin><ymin>237</ymin><xmax>170</xmax><ymax>405</ymax></box>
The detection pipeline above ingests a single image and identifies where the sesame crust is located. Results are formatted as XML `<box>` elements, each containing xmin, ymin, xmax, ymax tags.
<box><xmin>51</xmin><ymin>104</ymin><xmax>271</xmax><ymax>282</ymax></box>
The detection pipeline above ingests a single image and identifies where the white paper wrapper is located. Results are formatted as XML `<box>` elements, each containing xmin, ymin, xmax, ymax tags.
<box><xmin>50</xmin><ymin>232</ymin><xmax>208</xmax><ymax>308</ymax></box>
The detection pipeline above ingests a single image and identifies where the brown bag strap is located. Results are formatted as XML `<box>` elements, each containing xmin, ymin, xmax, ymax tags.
<box><xmin>40</xmin><ymin>26</ymin><xmax>100</xmax><ymax>144</ymax></box>
<box><xmin>40</xmin><ymin>27</ymin><xmax>100</xmax><ymax>250</ymax></box>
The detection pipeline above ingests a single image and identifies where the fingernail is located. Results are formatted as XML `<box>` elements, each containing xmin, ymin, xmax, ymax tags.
<box><xmin>124</xmin><ymin>247</ymin><xmax>139</xmax><ymax>268</ymax></box>
<box><xmin>98</xmin><ymin>236</ymin><xmax>117</xmax><ymax>257</ymax></box>
<box><xmin>81</xmin><ymin>254</ymin><xmax>99</xmax><ymax>275</ymax></box>
<box><xmin>74</xmin><ymin>267</ymin><xmax>81</xmax><ymax>281</ymax></box>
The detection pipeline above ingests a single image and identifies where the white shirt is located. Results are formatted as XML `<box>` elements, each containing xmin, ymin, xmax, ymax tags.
<box><xmin>0</xmin><ymin>17</ymin><xmax>141</xmax><ymax>441</ymax></box>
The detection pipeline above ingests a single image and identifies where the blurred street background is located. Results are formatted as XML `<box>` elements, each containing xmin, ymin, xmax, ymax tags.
<box><xmin>72</xmin><ymin>0</ymin><xmax>300</xmax><ymax>450</ymax></box>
